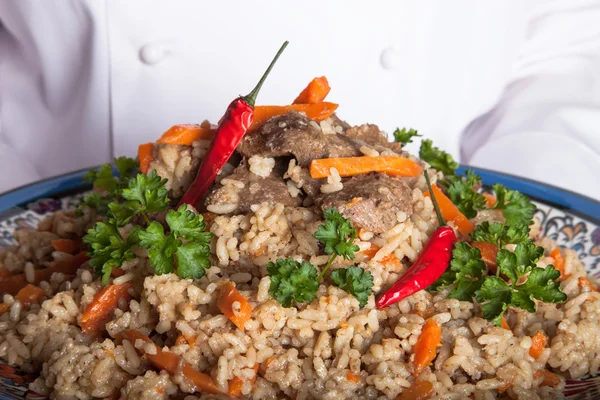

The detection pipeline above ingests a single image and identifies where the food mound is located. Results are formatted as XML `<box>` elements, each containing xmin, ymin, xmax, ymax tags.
<box><xmin>0</xmin><ymin>47</ymin><xmax>598</xmax><ymax>400</ymax></box>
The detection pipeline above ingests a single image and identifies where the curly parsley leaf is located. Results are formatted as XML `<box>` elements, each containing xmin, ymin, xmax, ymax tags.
<box><xmin>138</xmin><ymin>222</ymin><xmax>178</xmax><ymax>275</ymax></box>
<box><xmin>470</xmin><ymin>222</ymin><xmax>530</xmax><ymax>247</ymax></box>
<box><xmin>430</xmin><ymin>242</ymin><xmax>486</xmax><ymax>300</ymax></box>
<box><xmin>393</xmin><ymin>127</ymin><xmax>422</xmax><ymax>145</ymax></box>
<box><xmin>76</xmin><ymin>192</ymin><xmax>111</xmax><ymax>216</ymax></box>
<box><xmin>115</xmin><ymin>156</ymin><xmax>139</xmax><ymax>184</ymax></box>
<box><xmin>444</xmin><ymin>170</ymin><xmax>486</xmax><ymax>219</ymax></box>
<box><xmin>176</xmin><ymin>243</ymin><xmax>211</xmax><ymax>280</ymax></box>
<box><xmin>166</xmin><ymin>205</ymin><xmax>213</xmax><ymax>243</ymax></box>
<box><xmin>267</xmin><ymin>259</ymin><xmax>319</xmax><ymax>307</ymax></box>
<box><xmin>419</xmin><ymin>139</ymin><xmax>458</xmax><ymax>176</ymax></box>
<box><xmin>492</xmin><ymin>184</ymin><xmax>536</xmax><ymax>226</ymax></box>
<box><xmin>517</xmin><ymin>265</ymin><xmax>567</xmax><ymax>304</ymax></box>
<box><xmin>314</xmin><ymin>208</ymin><xmax>359</xmax><ymax>261</ymax></box>
<box><xmin>83</xmin><ymin>223</ymin><xmax>140</xmax><ymax>284</ymax></box>
<box><xmin>475</xmin><ymin>276</ymin><xmax>512</xmax><ymax>326</ymax></box>
<box><xmin>330</xmin><ymin>266</ymin><xmax>374</xmax><ymax>308</ymax></box>
<box><xmin>122</xmin><ymin>170</ymin><xmax>170</xmax><ymax>215</ymax></box>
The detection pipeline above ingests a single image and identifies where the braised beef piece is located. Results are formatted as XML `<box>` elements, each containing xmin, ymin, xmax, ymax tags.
<box><xmin>315</xmin><ymin>173</ymin><xmax>413</xmax><ymax>233</ymax></box>
<box><xmin>206</xmin><ymin>159</ymin><xmax>301</xmax><ymax>213</ymax></box>
<box><xmin>345</xmin><ymin>124</ymin><xmax>404</xmax><ymax>154</ymax></box>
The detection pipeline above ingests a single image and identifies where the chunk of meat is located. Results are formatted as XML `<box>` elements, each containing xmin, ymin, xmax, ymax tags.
<box><xmin>237</xmin><ymin>111</ymin><xmax>366</xmax><ymax>166</ymax></box>
<box><xmin>316</xmin><ymin>173</ymin><xmax>413</xmax><ymax>233</ymax></box>
<box><xmin>345</xmin><ymin>124</ymin><xmax>403</xmax><ymax>154</ymax></box>
<box><xmin>206</xmin><ymin>160</ymin><xmax>301</xmax><ymax>213</ymax></box>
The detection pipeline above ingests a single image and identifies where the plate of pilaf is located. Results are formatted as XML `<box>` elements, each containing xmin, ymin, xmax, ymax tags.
<box><xmin>0</xmin><ymin>41</ymin><xmax>600</xmax><ymax>400</ymax></box>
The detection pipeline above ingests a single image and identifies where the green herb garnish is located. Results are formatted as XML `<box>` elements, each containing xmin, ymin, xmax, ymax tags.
<box><xmin>419</xmin><ymin>139</ymin><xmax>458</xmax><ymax>176</ymax></box>
<box><xmin>393</xmin><ymin>127</ymin><xmax>422</xmax><ymax>145</ymax></box>
<box><xmin>491</xmin><ymin>184</ymin><xmax>536</xmax><ymax>226</ymax></box>
<box><xmin>470</xmin><ymin>221</ymin><xmax>530</xmax><ymax>247</ymax></box>
<box><xmin>267</xmin><ymin>259</ymin><xmax>320</xmax><ymax>307</ymax></box>
<box><xmin>330</xmin><ymin>266</ymin><xmax>374</xmax><ymax>308</ymax></box>
<box><xmin>443</xmin><ymin>170</ymin><xmax>486</xmax><ymax>219</ymax></box>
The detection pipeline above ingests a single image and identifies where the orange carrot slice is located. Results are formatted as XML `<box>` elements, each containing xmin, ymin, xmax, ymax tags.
<box><xmin>578</xmin><ymin>277</ymin><xmax>596</xmax><ymax>291</ymax></box>
<box><xmin>138</xmin><ymin>143</ymin><xmax>154</xmax><ymax>174</ymax></box>
<box><xmin>217</xmin><ymin>282</ymin><xmax>252</xmax><ymax>331</ymax></box>
<box><xmin>423</xmin><ymin>184</ymin><xmax>474</xmax><ymax>236</ymax></box>
<box><xmin>412</xmin><ymin>319</ymin><xmax>442</xmax><ymax>376</ymax></box>
<box><xmin>293</xmin><ymin>77</ymin><xmax>331</xmax><ymax>104</ymax></box>
<box><xmin>80</xmin><ymin>283</ymin><xmax>132</xmax><ymax>335</ymax></box>
<box><xmin>501</xmin><ymin>316</ymin><xmax>511</xmax><ymax>330</ymax></box>
<box><xmin>482</xmin><ymin>192</ymin><xmax>497</xmax><ymax>207</ymax></box>
<box><xmin>249</xmin><ymin>103</ymin><xmax>338</xmax><ymax>132</ymax></box>
<box><xmin>472</xmin><ymin>242</ymin><xmax>499</xmax><ymax>272</ymax></box>
<box><xmin>0</xmin><ymin>268</ymin><xmax>12</xmax><ymax>279</ymax></box>
<box><xmin>540</xmin><ymin>370</ymin><xmax>562</xmax><ymax>387</ymax></box>
<box><xmin>0</xmin><ymin>252</ymin><xmax>89</xmax><ymax>296</ymax></box>
<box><xmin>310</xmin><ymin>156</ymin><xmax>422</xmax><ymax>179</ymax></box>
<box><xmin>529</xmin><ymin>331</ymin><xmax>547</xmax><ymax>359</ymax></box>
<box><xmin>362</xmin><ymin>244</ymin><xmax>400</xmax><ymax>266</ymax></box>
<box><xmin>396</xmin><ymin>378</ymin><xmax>434</xmax><ymax>400</ymax></box>
<box><xmin>228</xmin><ymin>364</ymin><xmax>259</xmax><ymax>397</ymax></box>
<box><xmin>121</xmin><ymin>329</ymin><xmax>221</xmax><ymax>395</ymax></box>
<box><xmin>346</xmin><ymin>372</ymin><xmax>360</xmax><ymax>383</ymax></box>
<box><xmin>51</xmin><ymin>239</ymin><xmax>79</xmax><ymax>254</ymax></box>
<box><xmin>0</xmin><ymin>284</ymin><xmax>46</xmax><ymax>315</ymax></box>
<box><xmin>550</xmin><ymin>248</ymin><xmax>567</xmax><ymax>279</ymax></box>
<box><xmin>157</xmin><ymin>124</ymin><xmax>216</xmax><ymax>146</ymax></box>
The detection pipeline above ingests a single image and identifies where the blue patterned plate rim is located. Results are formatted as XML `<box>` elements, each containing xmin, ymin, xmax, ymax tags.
<box><xmin>1</xmin><ymin>165</ymin><xmax>599</xmax><ymax>223</ymax></box>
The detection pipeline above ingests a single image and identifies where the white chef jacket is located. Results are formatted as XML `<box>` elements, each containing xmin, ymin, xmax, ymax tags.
<box><xmin>1</xmin><ymin>0</ymin><xmax>599</xmax><ymax>200</ymax></box>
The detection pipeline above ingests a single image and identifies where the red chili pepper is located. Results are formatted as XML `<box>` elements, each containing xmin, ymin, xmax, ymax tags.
<box><xmin>178</xmin><ymin>41</ymin><xmax>289</xmax><ymax>207</ymax></box>
<box><xmin>376</xmin><ymin>171</ymin><xmax>457</xmax><ymax>309</ymax></box>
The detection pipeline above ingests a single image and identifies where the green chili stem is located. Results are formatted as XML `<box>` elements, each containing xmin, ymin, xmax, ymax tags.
<box><xmin>424</xmin><ymin>170</ymin><xmax>446</xmax><ymax>226</ymax></box>
<box><xmin>241</xmin><ymin>41</ymin><xmax>289</xmax><ymax>107</ymax></box>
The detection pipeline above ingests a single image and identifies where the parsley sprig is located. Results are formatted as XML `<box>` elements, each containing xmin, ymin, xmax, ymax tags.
<box><xmin>442</xmin><ymin>170</ymin><xmax>486</xmax><ymax>219</ymax></box>
<box><xmin>470</xmin><ymin>221</ymin><xmax>530</xmax><ymax>247</ymax></box>
<box><xmin>268</xmin><ymin>208</ymin><xmax>373</xmax><ymax>308</ymax></box>
<box><xmin>419</xmin><ymin>139</ymin><xmax>458</xmax><ymax>176</ymax></box>
<box><xmin>393</xmin><ymin>127</ymin><xmax>422</xmax><ymax>145</ymax></box>
<box><xmin>491</xmin><ymin>184</ymin><xmax>536</xmax><ymax>226</ymax></box>
<box><xmin>431</xmin><ymin>238</ymin><xmax>566</xmax><ymax>326</ymax></box>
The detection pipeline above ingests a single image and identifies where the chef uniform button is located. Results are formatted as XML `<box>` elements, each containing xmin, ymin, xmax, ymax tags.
<box><xmin>380</xmin><ymin>47</ymin><xmax>402</xmax><ymax>70</ymax></box>
<box><xmin>139</xmin><ymin>43</ymin><xmax>170</xmax><ymax>65</ymax></box>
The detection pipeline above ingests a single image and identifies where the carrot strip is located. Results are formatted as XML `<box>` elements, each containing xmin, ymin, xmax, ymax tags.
<box><xmin>157</xmin><ymin>124</ymin><xmax>216</xmax><ymax>146</ymax></box>
<box><xmin>0</xmin><ymin>268</ymin><xmax>12</xmax><ymax>279</ymax></box>
<box><xmin>362</xmin><ymin>244</ymin><xmax>400</xmax><ymax>266</ymax></box>
<box><xmin>293</xmin><ymin>76</ymin><xmax>331</xmax><ymax>104</ymax></box>
<box><xmin>228</xmin><ymin>364</ymin><xmax>259</xmax><ymax>397</ymax></box>
<box><xmin>346</xmin><ymin>372</ymin><xmax>360</xmax><ymax>383</ymax></box>
<box><xmin>51</xmin><ymin>239</ymin><xmax>79</xmax><ymax>255</ymax></box>
<box><xmin>540</xmin><ymin>370</ymin><xmax>562</xmax><ymax>387</ymax></box>
<box><xmin>550</xmin><ymin>248</ymin><xmax>567</xmax><ymax>280</ymax></box>
<box><xmin>412</xmin><ymin>319</ymin><xmax>442</xmax><ymax>376</ymax></box>
<box><xmin>175</xmin><ymin>335</ymin><xmax>188</xmax><ymax>346</ymax></box>
<box><xmin>0</xmin><ymin>284</ymin><xmax>46</xmax><ymax>315</ymax></box>
<box><xmin>472</xmin><ymin>242</ymin><xmax>498</xmax><ymax>272</ymax></box>
<box><xmin>138</xmin><ymin>143</ymin><xmax>154</xmax><ymax>174</ymax></box>
<box><xmin>578</xmin><ymin>277</ymin><xmax>596</xmax><ymax>291</ymax></box>
<box><xmin>80</xmin><ymin>283</ymin><xmax>132</xmax><ymax>335</ymax></box>
<box><xmin>501</xmin><ymin>316</ymin><xmax>510</xmax><ymax>330</ymax></box>
<box><xmin>121</xmin><ymin>329</ymin><xmax>222</xmax><ymax>395</ymax></box>
<box><xmin>423</xmin><ymin>185</ymin><xmax>474</xmax><ymax>236</ymax></box>
<box><xmin>217</xmin><ymin>282</ymin><xmax>252</xmax><ymax>331</ymax></box>
<box><xmin>310</xmin><ymin>156</ymin><xmax>422</xmax><ymax>179</ymax></box>
<box><xmin>482</xmin><ymin>192</ymin><xmax>497</xmax><ymax>207</ymax></box>
<box><xmin>249</xmin><ymin>102</ymin><xmax>338</xmax><ymax>132</ymax></box>
<box><xmin>529</xmin><ymin>331</ymin><xmax>547</xmax><ymax>359</ymax></box>
<box><xmin>396</xmin><ymin>379</ymin><xmax>434</xmax><ymax>400</ymax></box>
<box><xmin>0</xmin><ymin>252</ymin><xmax>89</xmax><ymax>296</ymax></box>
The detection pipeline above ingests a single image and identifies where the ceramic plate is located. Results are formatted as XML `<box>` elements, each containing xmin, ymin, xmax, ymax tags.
<box><xmin>0</xmin><ymin>166</ymin><xmax>599</xmax><ymax>399</ymax></box>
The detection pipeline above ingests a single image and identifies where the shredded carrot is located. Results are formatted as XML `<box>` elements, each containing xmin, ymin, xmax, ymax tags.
<box><xmin>529</xmin><ymin>331</ymin><xmax>547</xmax><ymax>359</ymax></box>
<box><xmin>540</xmin><ymin>370</ymin><xmax>562</xmax><ymax>387</ymax></box>
<box><xmin>340</xmin><ymin>321</ymin><xmax>349</xmax><ymax>329</ymax></box>
<box><xmin>0</xmin><ymin>252</ymin><xmax>88</xmax><ymax>296</ymax></box>
<box><xmin>228</xmin><ymin>364</ymin><xmax>259</xmax><ymax>397</ymax></box>
<box><xmin>120</xmin><ymin>329</ymin><xmax>221</xmax><ymax>394</ymax></box>
<box><xmin>293</xmin><ymin>76</ymin><xmax>331</xmax><ymax>104</ymax></box>
<box><xmin>175</xmin><ymin>335</ymin><xmax>187</xmax><ymax>346</ymax></box>
<box><xmin>263</xmin><ymin>356</ymin><xmax>276</xmax><ymax>370</ymax></box>
<box><xmin>482</xmin><ymin>192</ymin><xmax>497</xmax><ymax>207</ymax></box>
<box><xmin>80</xmin><ymin>283</ymin><xmax>132</xmax><ymax>335</ymax></box>
<box><xmin>310</xmin><ymin>156</ymin><xmax>422</xmax><ymax>180</ymax></box>
<box><xmin>51</xmin><ymin>239</ymin><xmax>79</xmax><ymax>254</ymax></box>
<box><xmin>423</xmin><ymin>185</ymin><xmax>474</xmax><ymax>236</ymax></box>
<box><xmin>412</xmin><ymin>319</ymin><xmax>442</xmax><ymax>376</ymax></box>
<box><xmin>249</xmin><ymin>103</ymin><xmax>338</xmax><ymax>132</ymax></box>
<box><xmin>362</xmin><ymin>244</ymin><xmax>400</xmax><ymax>266</ymax></box>
<box><xmin>0</xmin><ymin>284</ymin><xmax>46</xmax><ymax>315</ymax></box>
<box><xmin>217</xmin><ymin>282</ymin><xmax>252</xmax><ymax>331</ymax></box>
<box><xmin>471</xmin><ymin>242</ymin><xmax>499</xmax><ymax>272</ymax></box>
<box><xmin>501</xmin><ymin>316</ymin><xmax>510</xmax><ymax>330</ymax></box>
<box><xmin>138</xmin><ymin>143</ymin><xmax>154</xmax><ymax>174</ymax></box>
<box><xmin>395</xmin><ymin>379</ymin><xmax>434</xmax><ymax>400</ymax></box>
<box><xmin>550</xmin><ymin>248</ymin><xmax>567</xmax><ymax>279</ymax></box>
<box><xmin>157</xmin><ymin>124</ymin><xmax>216</xmax><ymax>146</ymax></box>
<box><xmin>578</xmin><ymin>276</ymin><xmax>596</xmax><ymax>291</ymax></box>
<box><xmin>346</xmin><ymin>372</ymin><xmax>360</xmax><ymax>383</ymax></box>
